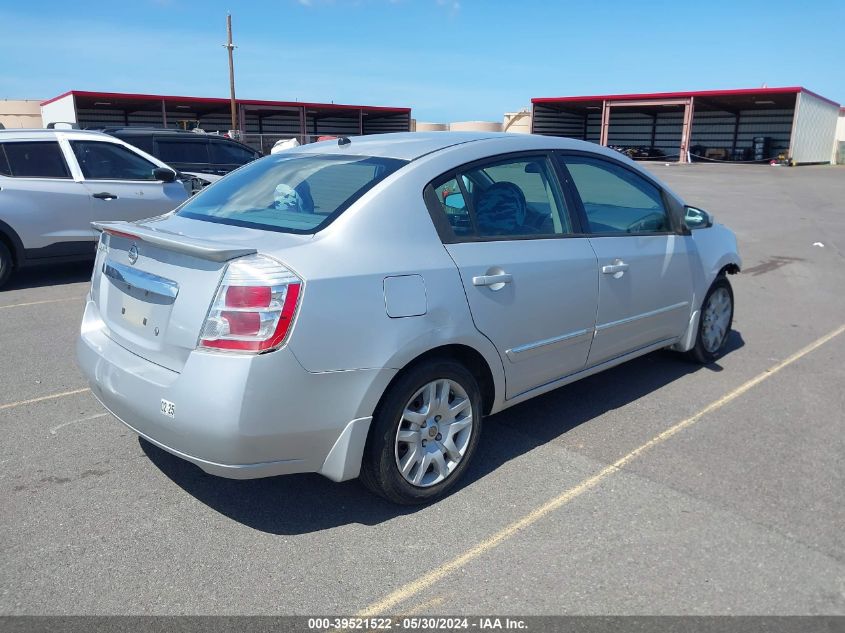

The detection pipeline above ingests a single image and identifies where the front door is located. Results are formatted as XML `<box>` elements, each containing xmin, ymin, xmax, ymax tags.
<box><xmin>430</xmin><ymin>153</ymin><xmax>599</xmax><ymax>398</ymax></box>
<box><xmin>559</xmin><ymin>154</ymin><xmax>694</xmax><ymax>366</ymax></box>
<box><xmin>69</xmin><ymin>139</ymin><xmax>186</xmax><ymax>223</ymax></box>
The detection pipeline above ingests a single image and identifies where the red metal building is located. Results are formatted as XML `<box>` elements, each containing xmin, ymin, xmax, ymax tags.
<box><xmin>531</xmin><ymin>87</ymin><xmax>840</xmax><ymax>164</ymax></box>
<box><xmin>40</xmin><ymin>90</ymin><xmax>412</xmax><ymax>153</ymax></box>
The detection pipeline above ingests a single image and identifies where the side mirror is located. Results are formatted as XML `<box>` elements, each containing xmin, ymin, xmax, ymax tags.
<box><xmin>444</xmin><ymin>193</ymin><xmax>466</xmax><ymax>210</ymax></box>
<box><xmin>684</xmin><ymin>206</ymin><xmax>714</xmax><ymax>230</ymax></box>
<box><xmin>152</xmin><ymin>167</ymin><xmax>177</xmax><ymax>183</ymax></box>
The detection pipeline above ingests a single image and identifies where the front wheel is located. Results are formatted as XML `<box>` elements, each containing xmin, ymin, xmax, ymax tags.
<box><xmin>360</xmin><ymin>359</ymin><xmax>482</xmax><ymax>504</ymax></box>
<box><xmin>688</xmin><ymin>276</ymin><xmax>734</xmax><ymax>364</ymax></box>
<box><xmin>0</xmin><ymin>241</ymin><xmax>13</xmax><ymax>289</ymax></box>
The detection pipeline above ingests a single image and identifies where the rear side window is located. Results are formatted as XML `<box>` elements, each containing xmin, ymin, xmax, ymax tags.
<box><xmin>178</xmin><ymin>154</ymin><xmax>406</xmax><ymax>234</ymax></box>
<box><xmin>428</xmin><ymin>155</ymin><xmax>572</xmax><ymax>240</ymax></box>
<box><xmin>561</xmin><ymin>156</ymin><xmax>668</xmax><ymax>234</ymax></box>
<box><xmin>209</xmin><ymin>140</ymin><xmax>257</xmax><ymax>165</ymax></box>
<box><xmin>70</xmin><ymin>141</ymin><xmax>159</xmax><ymax>180</ymax></box>
<box><xmin>2</xmin><ymin>141</ymin><xmax>70</xmax><ymax>178</ymax></box>
<box><xmin>156</xmin><ymin>138</ymin><xmax>209</xmax><ymax>164</ymax></box>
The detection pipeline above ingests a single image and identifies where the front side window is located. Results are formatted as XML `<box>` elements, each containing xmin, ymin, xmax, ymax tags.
<box><xmin>177</xmin><ymin>154</ymin><xmax>406</xmax><ymax>234</ymax></box>
<box><xmin>429</xmin><ymin>155</ymin><xmax>572</xmax><ymax>240</ymax></box>
<box><xmin>561</xmin><ymin>156</ymin><xmax>669</xmax><ymax>234</ymax></box>
<box><xmin>155</xmin><ymin>139</ymin><xmax>210</xmax><ymax>165</ymax></box>
<box><xmin>70</xmin><ymin>141</ymin><xmax>159</xmax><ymax>180</ymax></box>
<box><xmin>209</xmin><ymin>140</ymin><xmax>258</xmax><ymax>165</ymax></box>
<box><xmin>1</xmin><ymin>141</ymin><xmax>70</xmax><ymax>178</ymax></box>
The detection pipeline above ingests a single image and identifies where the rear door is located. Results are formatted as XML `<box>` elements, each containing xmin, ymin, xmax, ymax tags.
<box><xmin>69</xmin><ymin>139</ymin><xmax>187</xmax><ymax>223</ymax></box>
<box><xmin>429</xmin><ymin>153</ymin><xmax>599</xmax><ymax>399</ymax></box>
<box><xmin>0</xmin><ymin>139</ymin><xmax>94</xmax><ymax>256</ymax></box>
<box><xmin>559</xmin><ymin>153</ymin><xmax>694</xmax><ymax>366</ymax></box>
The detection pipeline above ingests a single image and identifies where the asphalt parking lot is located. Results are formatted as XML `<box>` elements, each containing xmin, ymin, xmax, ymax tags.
<box><xmin>1</xmin><ymin>163</ymin><xmax>843</xmax><ymax>616</ymax></box>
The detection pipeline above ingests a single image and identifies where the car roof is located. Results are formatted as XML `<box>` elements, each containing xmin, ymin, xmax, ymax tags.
<box><xmin>0</xmin><ymin>128</ymin><xmax>121</xmax><ymax>142</ymax></box>
<box><xmin>104</xmin><ymin>128</ymin><xmax>227</xmax><ymax>138</ymax></box>
<box><xmin>286</xmin><ymin>131</ymin><xmax>608</xmax><ymax>161</ymax></box>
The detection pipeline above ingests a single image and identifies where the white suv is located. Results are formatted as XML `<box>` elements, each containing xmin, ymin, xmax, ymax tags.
<box><xmin>0</xmin><ymin>129</ymin><xmax>189</xmax><ymax>287</ymax></box>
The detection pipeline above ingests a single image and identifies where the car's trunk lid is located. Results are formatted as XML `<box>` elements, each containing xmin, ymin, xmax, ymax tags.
<box><xmin>90</xmin><ymin>218</ymin><xmax>308</xmax><ymax>372</ymax></box>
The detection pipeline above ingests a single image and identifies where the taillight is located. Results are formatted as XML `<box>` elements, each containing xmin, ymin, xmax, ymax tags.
<box><xmin>199</xmin><ymin>254</ymin><xmax>302</xmax><ymax>353</ymax></box>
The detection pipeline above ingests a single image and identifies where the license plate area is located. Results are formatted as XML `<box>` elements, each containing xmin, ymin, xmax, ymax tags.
<box><xmin>106</xmin><ymin>278</ymin><xmax>175</xmax><ymax>341</ymax></box>
<box><xmin>121</xmin><ymin>293</ymin><xmax>158</xmax><ymax>330</ymax></box>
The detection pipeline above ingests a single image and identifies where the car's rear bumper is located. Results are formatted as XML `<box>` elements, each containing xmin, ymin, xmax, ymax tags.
<box><xmin>77</xmin><ymin>299</ymin><xmax>394</xmax><ymax>480</ymax></box>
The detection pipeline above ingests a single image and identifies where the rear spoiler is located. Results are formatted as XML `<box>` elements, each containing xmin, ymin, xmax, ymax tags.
<box><xmin>92</xmin><ymin>221</ymin><xmax>257</xmax><ymax>263</ymax></box>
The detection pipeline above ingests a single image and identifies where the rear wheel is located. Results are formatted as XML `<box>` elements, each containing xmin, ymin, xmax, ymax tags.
<box><xmin>360</xmin><ymin>359</ymin><xmax>482</xmax><ymax>504</ymax></box>
<box><xmin>688</xmin><ymin>276</ymin><xmax>734</xmax><ymax>364</ymax></box>
<box><xmin>0</xmin><ymin>240</ymin><xmax>13</xmax><ymax>289</ymax></box>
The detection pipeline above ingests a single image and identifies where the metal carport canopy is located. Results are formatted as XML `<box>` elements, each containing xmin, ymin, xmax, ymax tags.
<box><xmin>531</xmin><ymin>87</ymin><xmax>839</xmax><ymax>163</ymax></box>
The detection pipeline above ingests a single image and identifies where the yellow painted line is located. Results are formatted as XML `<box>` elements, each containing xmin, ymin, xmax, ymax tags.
<box><xmin>357</xmin><ymin>323</ymin><xmax>845</xmax><ymax>617</ymax></box>
<box><xmin>0</xmin><ymin>297</ymin><xmax>82</xmax><ymax>310</ymax></box>
<box><xmin>0</xmin><ymin>387</ymin><xmax>91</xmax><ymax>412</ymax></box>
<box><xmin>398</xmin><ymin>596</ymin><xmax>446</xmax><ymax>617</ymax></box>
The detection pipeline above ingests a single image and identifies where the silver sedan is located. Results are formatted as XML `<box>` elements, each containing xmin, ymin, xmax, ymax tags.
<box><xmin>77</xmin><ymin>132</ymin><xmax>741</xmax><ymax>504</ymax></box>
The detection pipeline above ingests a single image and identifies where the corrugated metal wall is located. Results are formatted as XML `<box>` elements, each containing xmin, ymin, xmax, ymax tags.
<box><xmin>363</xmin><ymin>113</ymin><xmax>412</xmax><ymax>134</ymax></box>
<box><xmin>791</xmin><ymin>92</ymin><xmax>839</xmax><ymax>164</ymax></box>
<box><xmin>76</xmin><ymin>103</ymin><xmax>410</xmax><ymax>138</ymax></box>
<box><xmin>532</xmin><ymin>104</ymin><xmax>682</xmax><ymax>155</ymax></box>
<box><xmin>691</xmin><ymin>108</ymin><xmax>794</xmax><ymax>157</ymax></box>
<box><xmin>607</xmin><ymin>111</ymin><xmax>683</xmax><ymax>156</ymax></box>
<box><xmin>76</xmin><ymin>107</ymin><xmax>234</xmax><ymax>131</ymax></box>
<box><xmin>533</xmin><ymin>100</ymin><xmax>807</xmax><ymax>161</ymax></box>
<box><xmin>532</xmin><ymin>104</ymin><xmax>588</xmax><ymax>138</ymax></box>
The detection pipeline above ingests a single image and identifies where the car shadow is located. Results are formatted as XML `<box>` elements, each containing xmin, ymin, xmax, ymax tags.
<box><xmin>141</xmin><ymin>330</ymin><xmax>745</xmax><ymax>535</ymax></box>
<box><xmin>3</xmin><ymin>260</ymin><xmax>94</xmax><ymax>291</ymax></box>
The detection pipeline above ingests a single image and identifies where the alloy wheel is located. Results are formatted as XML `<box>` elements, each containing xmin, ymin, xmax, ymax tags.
<box><xmin>394</xmin><ymin>378</ymin><xmax>474</xmax><ymax>487</ymax></box>
<box><xmin>702</xmin><ymin>287</ymin><xmax>732</xmax><ymax>353</ymax></box>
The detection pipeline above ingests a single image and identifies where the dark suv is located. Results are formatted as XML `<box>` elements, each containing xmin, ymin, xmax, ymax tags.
<box><xmin>101</xmin><ymin>128</ymin><xmax>261</xmax><ymax>177</ymax></box>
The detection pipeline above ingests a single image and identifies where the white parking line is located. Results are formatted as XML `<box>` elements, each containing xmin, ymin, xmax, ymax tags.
<box><xmin>0</xmin><ymin>387</ymin><xmax>91</xmax><ymax>412</ymax></box>
<box><xmin>0</xmin><ymin>297</ymin><xmax>83</xmax><ymax>310</ymax></box>
<box><xmin>49</xmin><ymin>412</ymin><xmax>109</xmax><ymax>435</ymax></box>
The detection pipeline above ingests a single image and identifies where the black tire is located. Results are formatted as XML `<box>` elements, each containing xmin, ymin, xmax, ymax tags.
<box><xmin>687</xmin><ymin>276</ymin><xmax>734</xmax><ymax>364</ymax></box>
<box><xmin>360</xmin><ymin>359</ymin><xmax>483</xmax><ymax>505</ymax></box>
<box><xmin>0</xmin><ymin>240</ymin><xmax>13</xmax><ymax>289</ymax></box>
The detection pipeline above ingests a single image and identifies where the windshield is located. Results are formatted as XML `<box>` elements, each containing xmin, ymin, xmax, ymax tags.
<box><xmin>177</xmin><ymin>153</ymin><xmax>407</xmax><ymax>234</ymax></box>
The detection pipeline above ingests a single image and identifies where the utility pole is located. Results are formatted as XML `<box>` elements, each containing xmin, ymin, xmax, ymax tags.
<box><xmin>223</xmin><ymin>13</ymin><xmax>238</xmax><ymax>136</ymax></box>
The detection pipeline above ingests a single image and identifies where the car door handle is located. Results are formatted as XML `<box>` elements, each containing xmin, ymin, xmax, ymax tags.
<box><xmin>92</xmin><ymin>192</ymin><xmax>118</xmax><ymax>200</ymax></box>
<box><xmin>472</xmin><ymin>273</ymin><xmax>513</xmax><ymax>287</ymax></box>
<box><xmin>601</xmin><ymin>262</ymin><xmax>629</xmax><ymax>275</ymax></box>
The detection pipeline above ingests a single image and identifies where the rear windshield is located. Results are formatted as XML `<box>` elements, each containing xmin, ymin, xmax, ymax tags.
<box><xmin>177</xmin><ymin>153</ymin><xmax>407</xmax><ymax>234</ymax></box>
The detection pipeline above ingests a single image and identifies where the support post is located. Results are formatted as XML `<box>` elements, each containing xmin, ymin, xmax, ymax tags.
<box><xmin>650</xmin><ymin>114</ymin><xmax>657</xmax><ymax>149</ymax></box>
<box><xmin>161</xmin><ymin>100</ymin><xmax>167</xmax><ymax>128</ymax></box>
<box><xmin>599</xmin><ymin>100</ymin><xmax>610</xmax><ymax>146</ymax></box>
<box><xmin>679</xmin><ymin>97</ymin><xmax>695</xmax><ymax>163</ymax></box>
<box><xmin>731</xmin><ymin>112</ymin><xmax>740</xmax><ymax>156</ymax></box>
<box><xmin>224</xmin><ymin>13</ymin><xmax>238</xmax><ymax>134</ymax></box>
<box><xmin>788</xmin><ymin>92</ymin><xmax>801</xmax><ymax>162</ymax></box>
<box><xmin>358</xmin><ymin>109</ymin><xmax>364</xmax><ymax>136</ymax></box>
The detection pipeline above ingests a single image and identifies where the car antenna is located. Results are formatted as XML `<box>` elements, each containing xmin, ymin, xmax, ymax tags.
<box><xmin>338</xmin><ymin>136</ymin><xmax>351</xmax><ymax>146</ymax></box>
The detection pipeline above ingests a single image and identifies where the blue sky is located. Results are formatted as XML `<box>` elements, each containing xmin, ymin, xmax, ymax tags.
<box><xmin>2</xmin><ymin>0</ymin><xmax>842</xmax><ymax>121</ymax></box>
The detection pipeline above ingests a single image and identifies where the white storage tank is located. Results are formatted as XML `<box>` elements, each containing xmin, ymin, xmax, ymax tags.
<box><xmin>449</xmin><ymin>121</ymin><xmax>503</xmax><ymax>133</ymax></box>
<box><xmin>503</xmin><ymin>110</ymin><xmax>532</xmax><ymax>134</ymax></box>
<box><xmin>415</xmin><ymin>122</ymin><xmax>449</xmax><ymax>132</ymax></box>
